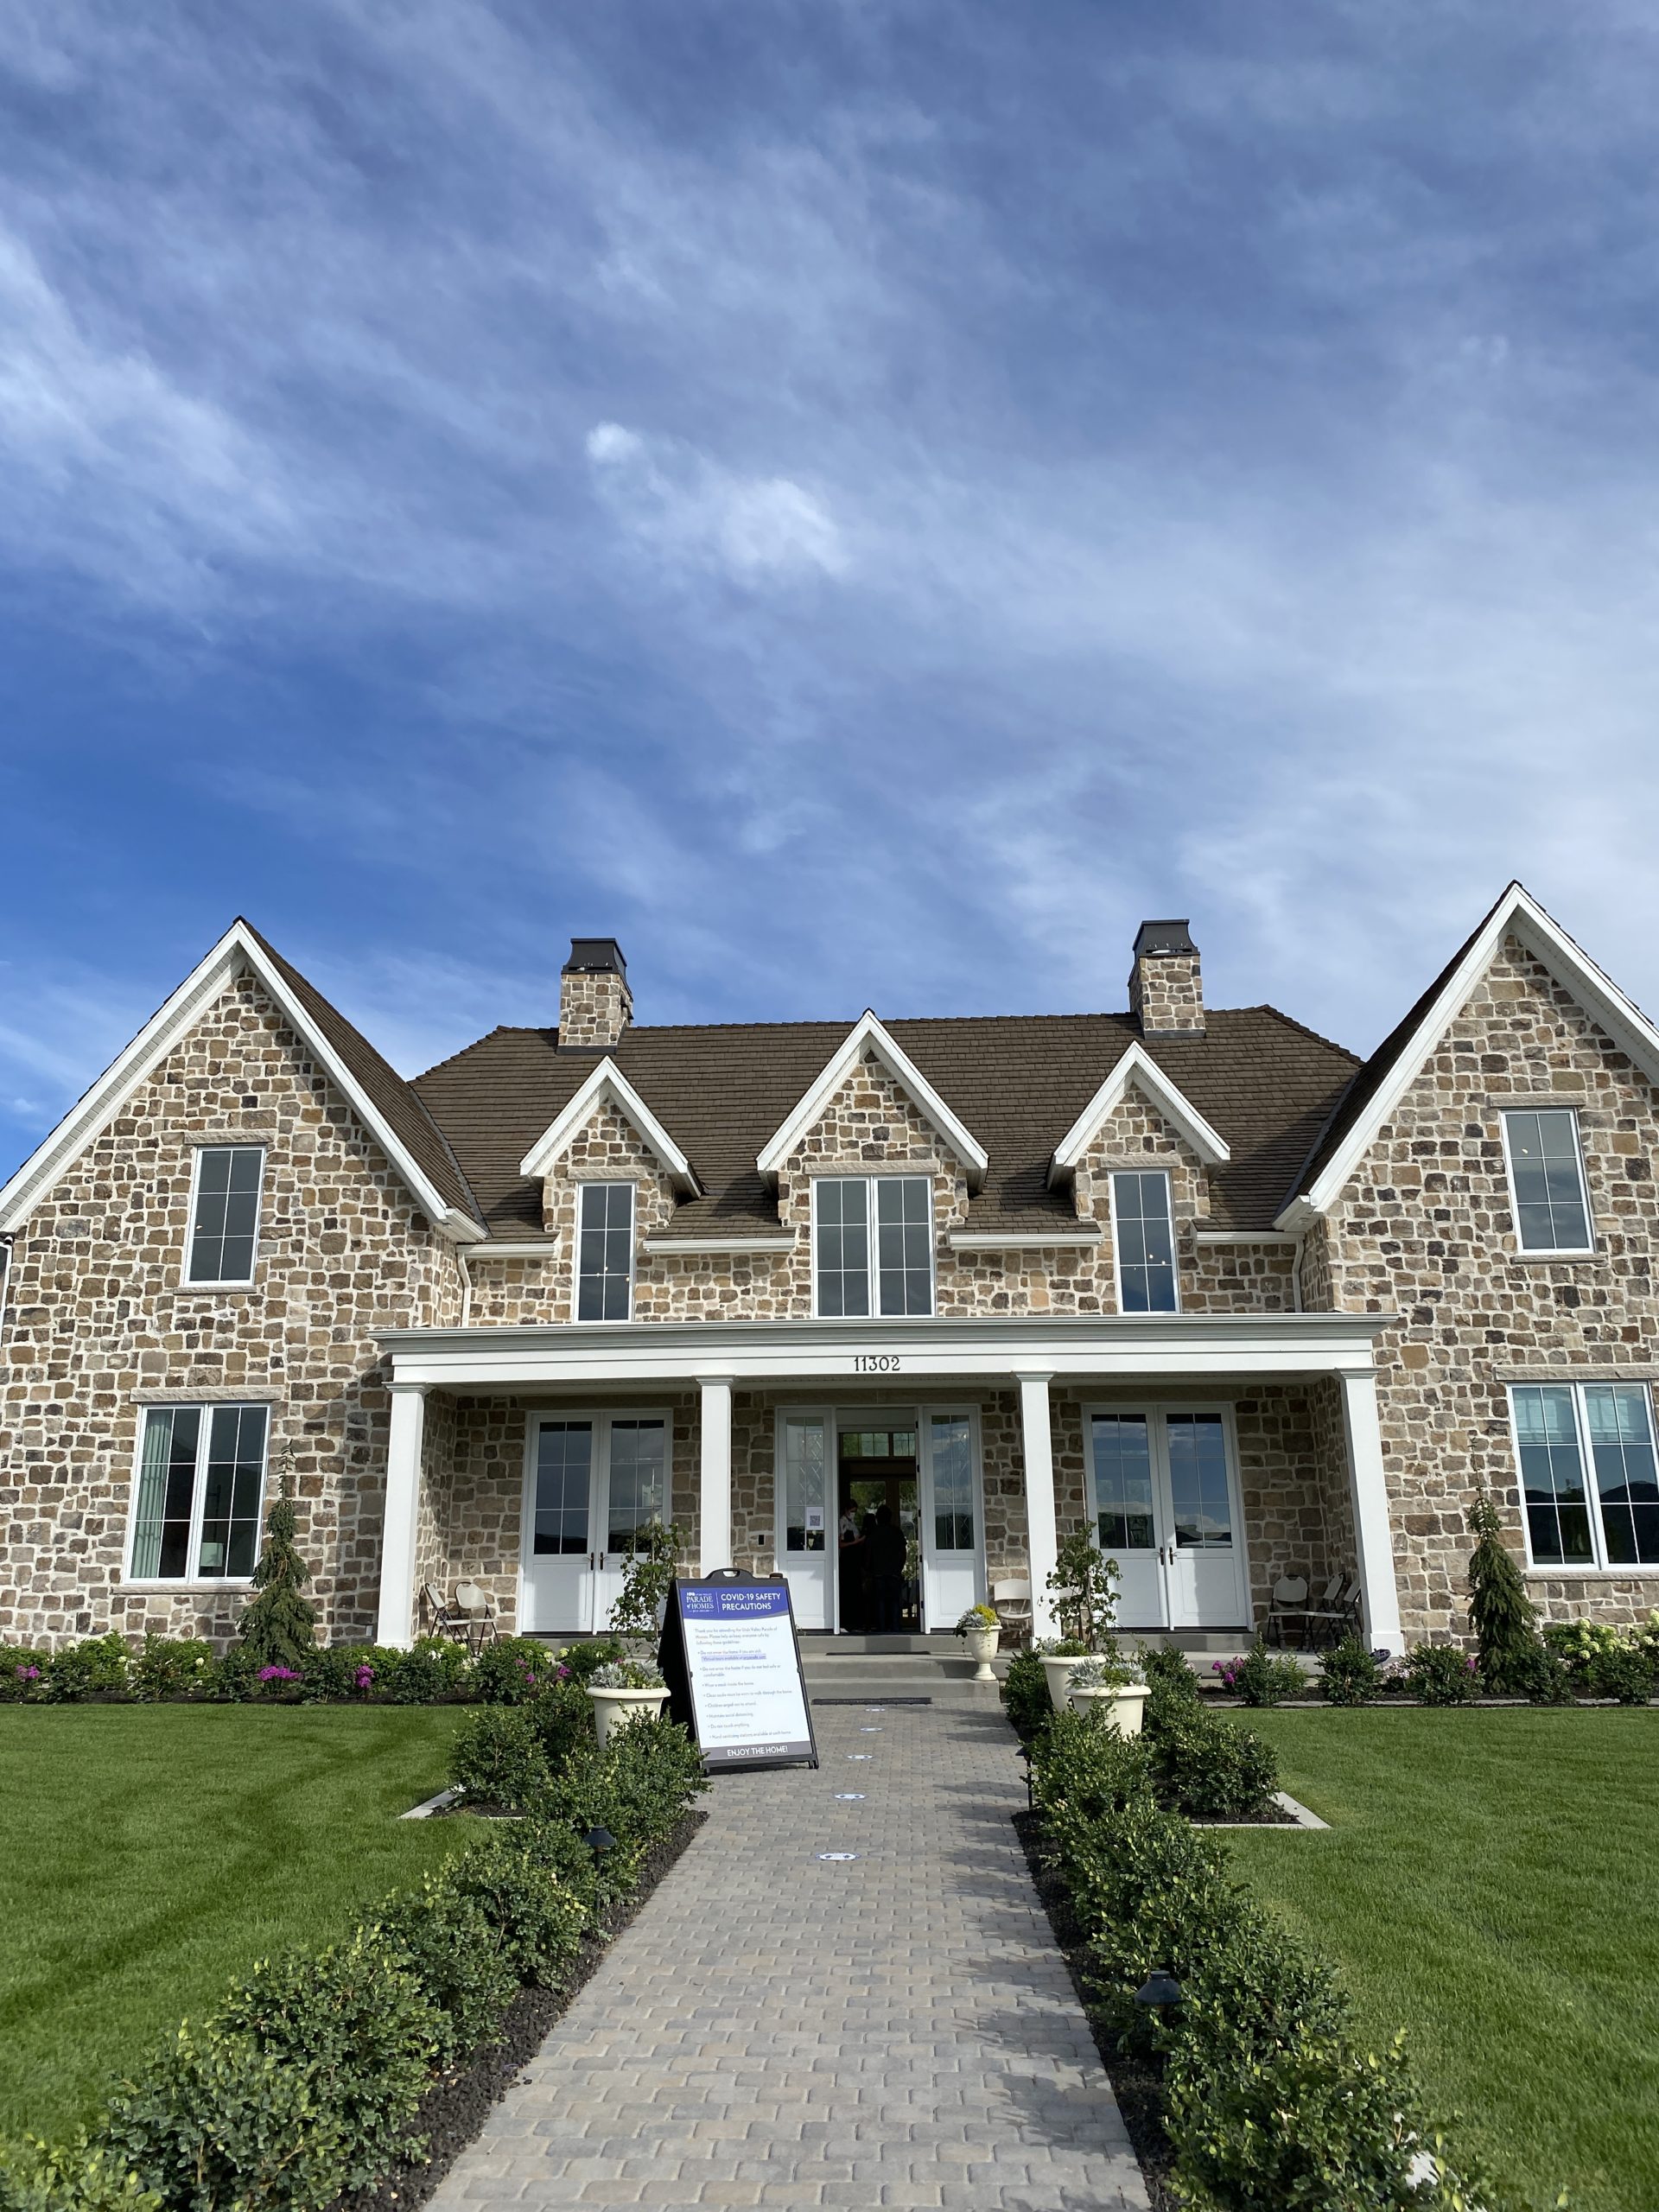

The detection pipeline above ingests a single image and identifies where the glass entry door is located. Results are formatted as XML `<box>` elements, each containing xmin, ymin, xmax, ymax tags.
<box><xmin>1085</xmin><ymin>1408</ymin><xmax>1246</xmax><ymax>1630</ymax></box>
<box><xmin>520</xmin><ymin>1411</ymin><xmax>669</xmax><ymax>1634</ymax></box>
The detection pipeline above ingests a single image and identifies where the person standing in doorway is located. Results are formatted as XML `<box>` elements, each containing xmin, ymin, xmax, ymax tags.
<box><xmin>867</xmin><ymin>1503</ymin><xmax>907</xmax><ymax>1635</ymax></box>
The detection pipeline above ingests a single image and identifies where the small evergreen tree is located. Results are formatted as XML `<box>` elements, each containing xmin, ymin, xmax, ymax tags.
<box><xmin>240</xmin><ymin>1479</ymin><xmax>318</xmax><ymax>1669</ymax></box>
<box><xmin>1466</xmin><ymin>1491</ymin><xmax>1538</xmax><ymax>1692</ymax></box>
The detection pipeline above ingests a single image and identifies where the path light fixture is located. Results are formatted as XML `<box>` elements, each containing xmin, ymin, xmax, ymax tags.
<box><xmin>584</xmin><ymin>1825</ymin><xmax>617</xmax><ymax>1857</ymax></box>
<box><xmin>1015</xmin><ymin>1743</ymin><xmax>1033</xmax><ymax>1808</ymax></box>
<box><xmin>1135</xmin><ymin>1969</ymin><xmax>1183</xmax><ymax>2015</ymax></box>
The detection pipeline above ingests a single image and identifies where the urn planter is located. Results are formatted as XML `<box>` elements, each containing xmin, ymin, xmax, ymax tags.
<box><xmin>962</xmin><ymin>1627</ymin><xmax>1000</xmax><ymax>1682</ymax></box>
<box><xmin>1041</xmin><ymin>1654</ymin><xmax>1094</xmax><ymax>1712</ymax></box>
<box><xmin>1066</xmin><ymin>1683</ymin><xmax>1150</xmax><ymax>1736</ymax></box>
<box><xmin>587</xmin><ymin>1684</ymin><xmax>669</xmax><ymax>1749</ymax></box>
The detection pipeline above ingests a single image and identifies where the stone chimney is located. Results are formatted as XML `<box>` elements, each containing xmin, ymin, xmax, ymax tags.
<box><xmin>1129</xmin><ymin>919</ymin><xmax>1205</xmax><ymax>1038</ymax></box>
<box><xmin>559</xmin><ymin>938</ymin><xmax>632</xmax><ymax>1048</ymax></box>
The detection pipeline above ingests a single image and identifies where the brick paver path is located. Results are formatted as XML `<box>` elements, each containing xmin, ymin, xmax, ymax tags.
<box><xmin>429</xmin><ymin>1697</ymin><xmax>1148</xmax><ymax>2210</ymax></box>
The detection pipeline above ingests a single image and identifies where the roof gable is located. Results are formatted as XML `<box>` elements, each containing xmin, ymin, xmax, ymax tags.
<box><xmin>754</xmin><ymin>1011</ymin><xmax>988</xmax><ymax>1192</ymax></box>
<box><xmin>1281</xmin><ymin>882</ymin><xmax>1659</xmax><ymax>1223</ymax></box>
<box><xmin>1047</xmin><ymin>1040</ymin><xmax>1231</xmax><ymax>1185</ymax></box>
<box><xmin>518</xmin><ymin>1058</ymin><xmax>701</xmax><ymax>1196</ymax></box>
<box><xmin>0</xmin><ymin>922</ymin><xmax>482</xmax><ymax>1239</ymax></box>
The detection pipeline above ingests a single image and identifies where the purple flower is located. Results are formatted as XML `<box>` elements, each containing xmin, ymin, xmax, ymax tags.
<box><xmin>257</xmin><ymin>1664</ymin><xmax>300</xmax><ymax>1683</ymax></box>
<box><xmin>354</xmin><ymin>1663</ymin><xmax>375</xmax><ymax>1689</ymax></box>
<box><xmin>16</xmin><ymin>1664</ymin><xmax>39</xmax><ymax>1681</ymax></box>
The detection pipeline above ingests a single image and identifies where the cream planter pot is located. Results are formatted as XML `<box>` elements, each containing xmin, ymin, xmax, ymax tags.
<box><xmin>962</xmin><ymin>1627</ymin><xmax>1000</xmax><ymax>1681</ymax></box>
<box><xmin>1041</xmin><ymin>1654</ymin><xmax>1093</xmax><ymax>1711</ymax></box>
<box><xmin>1067</xmin><ymin>1683</ymin><xmax>1150</xmax><ymax>1737</ymax></box>
<box><xmin>588</xmin><ymin>1685</ymin><xmax>669</xmax><ymax>1749</ymax></box>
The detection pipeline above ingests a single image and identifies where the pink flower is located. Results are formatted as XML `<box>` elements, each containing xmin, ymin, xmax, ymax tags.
<box><xmin>354</xmin><ymin>1663</ymin><xmax>375</xmax><ymax>1689</ymax></box>
<box><xmin>257</xmin><ymin>1664</ymin><xmax>300</xmax><ymax>1682</ymax></box>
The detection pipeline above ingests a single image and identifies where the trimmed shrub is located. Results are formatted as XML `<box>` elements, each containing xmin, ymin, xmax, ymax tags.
<box><xmin>1211</xmin><ymin>1641</ymin><xmax>1306</xmax><ymax>1707</ymax></box>
<box><xmin>296</xmin><ymin>1645</ymin><xmax>380</xmax><ymax>1702</ymax></box>
<box><xmin>381</xmin><ymin>1637</ymin><xmax>471</xmax><ymax>1705</ymax></box>
<box><xmin>1402</xmin><ymin>1644</ymin><xmax>1479</xmax><ymax>1705</ymax></box>
<box><xmin>1584</xmin><ymin>1641</ymin><xmax>1656</xmax><ymax>1706</ymax></box>
<box><xmin>1147</xmin><ymin>1706</ymin><xmax>1280</xmax><ymax>1821</ymax></box>
<box><xmin>550</xmin><ymin>1638</ymin><xmax>623</xmax><ymax>1688</ymax></box>
<box><xmin>1139</xmin><ymin>1643</ymin><xmax>1201</xmax><ymax>1706</ymax></box>
<box><xmin>0</xmin><ymin>2134</ymin><xmax>161</xmax><ymax>2212</ymax></box>
<box><xmin>1319</xmin><ymin>1636</ymin><xmax>1384</xmax><ymax>1707</ymax></box>
<box><xmin>472</xmin><ymin>1637</ymin><xmax>569</xmax><ymax>1704</ymax></box>
<box><xmin>1001</xmin><ymin>1649</ymin><xmax>1051</xmax><ymax>1739</ymax></box>
<box><xmin>1503</xmin><ymin>1640</ymin><xmax>1573</xmax><ymax>1706</ymax></box>
<box><xmin>372</xmin><ymin>1874</ymin><xmax>518</xmax><ymax>2063</ymax></box>
<box><xmin>44</xmin><ymin>1636</ymin><xmax>130</xmax><ymax>1703</ymax></box>
<box><xmin>130</xmin><ymin>1640</ymin><xmax>214</xmax><ymax>1704</ymax></box>
<box><xmin>531</xmin><ymin>1680</ymin><xmax>599</xmax><ymax>1771</ymax></box>
<box><xmin>448</xmin><ymin>1707</ymin><xmax>553</xmax><ymax>1809</ymax></box>
<box><xmin>448</xmin><ymin>1830</ymin><xmax>588</xmax><ymax>1986</ymax></box>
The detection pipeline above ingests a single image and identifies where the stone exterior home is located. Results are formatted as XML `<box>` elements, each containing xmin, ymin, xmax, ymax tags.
<box><xmin>3</xmin><ymin>887</ymin><xmax>1657</xmax><ymax>1655</ymax></box>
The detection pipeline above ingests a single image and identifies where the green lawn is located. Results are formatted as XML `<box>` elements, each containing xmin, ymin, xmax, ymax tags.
<box><xmin>1226</xmin><ymin>1708</ymin><xmax>1659</xmax><ymax>2212</ymax></box>
<box><xmin>0</xmin><ymin>1706</ymin><xmax>469</xmax><ymax>2137</ymax></box>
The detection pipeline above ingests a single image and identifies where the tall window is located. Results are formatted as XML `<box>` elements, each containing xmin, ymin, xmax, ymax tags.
<box><xmin>1111</xmin><ymin>1171</ymin><xmax>1178</xmax><ymax>1313</ymax></box>
<box><xmin>605</xmin><ymin>1418</ymin><xmax>668</xmax><ymax>1551</ymax></box>
<box><xmin>187</xmin><ymin>1146</ymin><xmax>264</xmax><ymax>1285</ymax></box>
<box><xmin>1502</xmin><ymin>1109</ymin><xmax>1593</xmax><ymax>1253</ymax></box>
<box><xmin>576</xmin><ymin>1183</ymin><xmax>634</xmax><ymax>1320</ymax></box>
<box><xmin>813</xmin><ymin>1176</ymin><xmax>933</xmax><ymax>1316</ymax></box>
<box><xmin>1511</xmin><ymin>1382</ymin><xmax>1659</xmax><ymax>1567</ymax></box>
<box><xmin>130</xmin><ymin>1404</ymin><xmax>269</xmax><ymax>1580</ymax></box>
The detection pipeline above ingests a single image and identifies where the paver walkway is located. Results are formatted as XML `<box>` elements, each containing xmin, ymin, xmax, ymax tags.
<box><xmin>429</xmin><ymin>1694</ymin><xmax>1148</xmax><ymax>2210</ymax></box>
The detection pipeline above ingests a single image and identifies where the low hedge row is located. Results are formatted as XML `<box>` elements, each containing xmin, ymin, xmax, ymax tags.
<box><xmin>0</xmin><ymin>1714</ymin><xmax>704</xmax><ymax>2212</ymax></box>
<box><xmin>0</xmin><ymin>1633</ymin><xmax>628</xmax><ymax>1707</ymax></box>
<box><xmin>1028</xmin><ymin>1711</ymin><xmax>1496</xmax><ymax>2209</ymax></box>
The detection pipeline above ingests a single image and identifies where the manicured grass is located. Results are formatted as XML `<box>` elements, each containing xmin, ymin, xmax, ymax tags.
<box><xmin>0</xmin><ymin>1705</ymin><xmax>470</xmax><ymax>2137</ymax></box>
<box><xmin>1226</xmin><ymin>1708</ymin><xmax>1659</xmax><ymax>2212</ymax></box>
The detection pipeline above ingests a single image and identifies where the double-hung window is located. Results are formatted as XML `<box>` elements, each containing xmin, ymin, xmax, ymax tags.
<box><xmin>186</xmin><ymin>1145</ymin><xmax>264</xmax><ymax>1285</ymax></box>
<box><xmin>1510</xmin><ymin>1382</ymin><xmax>1659</xmax><ymax>1568</ymax></box>
<box><xmin>813</xmin><ymin>1175</ymin><xmax>933</xmax><ymax>1316</ymax></box>
<box><xmin>1501</xmin><ymin>1109</ymin><xmax>1594</xmax><ymax>1254</ymax></box>
<box><xmin>575</xmin><ymin>1183</ymin><xmax>634</xmax><ymax>1320</ymax></box>
<box><xmin>129</xmin><ymin>1404</ymin><xmax>269</xmax><ymax>1580</ymax></box>
<box><xmin>1110</xmin><ymin>1170</ymin><xmax>1178</xmax><ymax>1313</ymax></box>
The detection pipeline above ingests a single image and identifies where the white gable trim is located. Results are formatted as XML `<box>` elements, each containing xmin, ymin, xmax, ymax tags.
<box><xmin>518</xmin><ymin>1058</ymin><xmax>701</xmax><ymax>1197</ymax></box>
<box><xmin>0</xmin><ymin>923</ymin><xmax>485</xmax><ymax>1242</ymax></box>
<box><xmin>1047</xmin><ymin>1041</ymin><xmax>1230</xmax><ymax>1186</ymax></box>
<box><xmin>1281</xmin><ymin>883</ymin><xmax>1659</xmax><ymax>1225</ymax></box>
<box><xmin>754</xmin><ymin>1011</ymin><xmax>988</xmax><ymax>1192</ymax></box>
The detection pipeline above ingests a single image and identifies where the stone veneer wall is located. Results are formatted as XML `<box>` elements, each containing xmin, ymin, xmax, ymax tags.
<box><xmin>0</xmin><ymin>971</ymin><xmax>464</xmax><ymax>1648</ymax></box>
<box><xmin>1325</xmin><ymin>934</ymin><xmax>1659</xmax><ymax>1638</ymax></box>
<box><xmin>556</xmin><ymin>969</ymin><xmax>632</xmax><ymax>1048</ymax></box>
<box><xmin>1129</xmin><ymin>949</ymin><xmax>1205</xmax><ymax>1036</ymax></box>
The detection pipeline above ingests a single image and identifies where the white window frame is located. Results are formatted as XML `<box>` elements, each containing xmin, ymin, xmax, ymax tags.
<box><xmin>1108</xmin><ymin>1168</ymin><xmax>1180</xmax><ymax>1315</ymax></box>
<box><xmin>1081</xmin><ymin>1400</ymin><xmax>1251</xmax><ymax>1626</ymax></box>
<box><xmin>1509</xmin><ymin>1380</ymin><xmax>1659</xmax><ymax>1573</ymax></box>
<box><xmin>1499</xmin><ymin>1109</ymin><xmax>1597</xmax><ymax>1258</ymax></box>
<box><xmin>123</xmin><ymin>1402</ymin><xmax>270</xmax><ymax>1588</ymax></box>
<box><xmin>518</xmin><ymin>1405</ymin><xmax>673</xmax><ymax>1565</ymax></box>
<box><xmin>182</xmin><ymin>1143</ymin><xmax>266</xmax><ymax>1290</ymax></box>
<box><xmin>810</xmin><ymin>1173</ymin><xmax>936</xmax><ymax>1319</ymax></box>
<box><xmin>573</xmin><ymin>1180</ymin><xmax>637</xmax><ymax>1323</ymax></box>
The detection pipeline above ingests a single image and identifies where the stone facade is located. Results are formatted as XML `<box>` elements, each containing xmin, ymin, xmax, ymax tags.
<box><xmin>1129</xmin><ymin>944</ymin><xmax>1205</xmax><ymax>1037</ymax></box>
<box><xmin>556</xmin><ymin>965</ymin><xmax>632</xmax><ymax>1049</ymax></box>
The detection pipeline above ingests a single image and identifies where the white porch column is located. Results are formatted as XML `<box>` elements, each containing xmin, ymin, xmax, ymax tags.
<box><xmin>1338</xmin><ymin>1368</ymin><xmax>1404</xmax><ymax>1655</ymax></box>
<box><xmin>1016</xmin><ymin>1370</ymin><xmax>1059</xmax><ymax>1642</ymax></box>
<box><xmin>698</xmin><ymin>1376</ymin><xmax>734</xmax><ymax>1573</ymax></box>
<box><xmin>376</xmin><ymin>1382</ymin><xmax>427</xmax><ymax>1650</ymax></box>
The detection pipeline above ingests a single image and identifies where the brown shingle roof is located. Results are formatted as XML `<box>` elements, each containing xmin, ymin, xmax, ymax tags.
<box><xmin>410</xmin><ymin>1007</ymin><xmax>1360</xmax><ymax>1241</ymax></box>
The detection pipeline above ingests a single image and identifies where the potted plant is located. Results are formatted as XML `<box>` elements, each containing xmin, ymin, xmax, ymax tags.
<box><xmin>586</xmin><ymin>1657</ymin><xmax>669</xmax><ymax>1747</ymax></box>
<box><xmin>1065</xmin><ymin>1652</ymin><xmax>1149</xmax><ymax>1734</ymax></box>
<box><xmin>1040</xmin><ymin>1530</ymin><xmax>1122</xmax><ymax>1709</ymax></box>
<box><xmin>955</xmin><ymin>1602</ymin><xmax>1001</xmax><ymax>1680</ymax></box>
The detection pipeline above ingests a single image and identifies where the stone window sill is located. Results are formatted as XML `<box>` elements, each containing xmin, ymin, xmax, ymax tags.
<box><xmin>120</xmin><ymin>1580</ymin><xmax>256</xmax><ymax>1595</ymax></box>
<box><xmin>1524</xmin><ymin>1567</ymin><xmax>1659</xmax><ymax>1581</ymax></box>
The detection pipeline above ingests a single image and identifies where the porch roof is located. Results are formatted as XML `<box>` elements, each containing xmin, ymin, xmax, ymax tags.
<box><xmin>376</xmin><ymin>1311</ymin><xmax>1392</xmax><ymax>1391</ymax></box>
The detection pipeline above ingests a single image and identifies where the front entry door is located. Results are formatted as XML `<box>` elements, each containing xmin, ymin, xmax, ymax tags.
<box><xmin>1085</xmin><ymin>1408</ymin><xmax>1247</xmax><ymax>1631</ymax></box>
<box><xmin>521</xmin><ymin>1412</ymin><xmax>671</xmax><ymax>1635</ymax></box>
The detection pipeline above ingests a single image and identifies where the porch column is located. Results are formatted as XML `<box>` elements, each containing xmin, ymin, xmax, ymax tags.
<box><xmin>376</xmin><ymin>1382</ymin><xmax>427</xmax><ymax>1650</ymax></box>
<box><xmin>1338</xmin><ymin>1368</ymin><xmax>1404</xmax><ymax>1655</ymax></box>
<box><xmin>1016</xmin><ymin>1370</ymin><xmax>1059</xmax><ymax>1642</ymax></box>
<box><xmin>698</xmin><ymin>1375</ymin><xmax>734</xmax><ymax>1573</ymax></box>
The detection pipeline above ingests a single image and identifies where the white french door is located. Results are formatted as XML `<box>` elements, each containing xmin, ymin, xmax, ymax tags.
<box><xmin>918</xmin><ymin>1408</ymin><xmax>984</xmax><ymax>1627</ymax></box>
<box><xmin>1084</xmin><ymin>1406</ymin><xmax>1248</xmax><ymax>1630</ymax></box>
<box><xmin>520</xmin><ymin>1410</ymin><xmax>671</xmax><ymax>1635</ymax></box>
<box><xmin>777</xmin><ymin>1411</ymin><xmax>833</xmax><ymax>1630</ymax></box>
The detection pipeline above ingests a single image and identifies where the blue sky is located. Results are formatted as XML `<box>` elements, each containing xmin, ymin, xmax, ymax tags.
<box><xmin>4</xmin><ymin>1</ymin><xmax>1659</xmax><ymax>1173</ymax></box>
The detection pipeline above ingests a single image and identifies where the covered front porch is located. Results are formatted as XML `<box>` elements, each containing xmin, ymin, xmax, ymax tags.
<box><xmin>371</xmin><ymin>1313</ymin><xmax>1402</xmax><ymax>1655</ymax></box>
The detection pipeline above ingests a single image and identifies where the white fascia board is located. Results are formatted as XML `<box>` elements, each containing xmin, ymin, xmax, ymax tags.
<box><xmin>1047</xmin><ymin>1041</ymin><xmax>1230</xmax><ymax>1187</ymax></box>
<box><xmin>1192</xmin><ymin>1230</ymin><xmax>1300</xmax><ymax>1245</ymax></box>
<box><xmin>754</xmin><ymin>1011</ymin><xmax>988</xmax><ymax>1192</ymax></box>
<box><xmin>518</xmin><ymin>1058</ymin><xmax>701</xmax><ymax>1197</ymax></box>
<box><xmin>0</xmin><ymin>923</ymin><xmax>469</xmax><ymax>1236</ymax></box>
<box><xmin>947</xmin><ymin>1230</ymin><xmax>1104</xmax><ymax>1250</ymax></box>
<box><xmin>1281</xmin><ymin>883</ymin><xmax>1659</xmax><ymax>1224</ymax></box>
<box><xmin>642</xmin><ymin>1235</ymin><xmax>796</xmax><ymax>1255</ymax></box>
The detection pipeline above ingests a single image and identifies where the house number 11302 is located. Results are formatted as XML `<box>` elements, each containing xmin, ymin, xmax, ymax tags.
<box><xmin>853</xmin><ymin>1354</ymin><xmax>901</xmax><ymax>1374</ymax></box>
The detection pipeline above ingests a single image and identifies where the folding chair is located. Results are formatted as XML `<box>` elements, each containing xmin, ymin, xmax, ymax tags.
<box><xmin>1264</xmin><ymin>1573</ymin><xmax>1309</xmax><ymax>1649</ymax></box>
<box><xmin>420</xmin><ymin>1582</ymin><xmax>467</xmax><ymax>1640</ymax></box>
<box><xmin>452</xmin><ymin>1580</ymin><xmax>499</xmax><ymax>1651</ymax></box>
<box><xmin>991</xmin><ymin>1577</ymin><xmax>1033</xmax><ymax>1648</ymax></box>
<box><xmin>1299</xmin><ymin>1574</ymin><xmax>1351</xmax><ymax>1649</ymax></box>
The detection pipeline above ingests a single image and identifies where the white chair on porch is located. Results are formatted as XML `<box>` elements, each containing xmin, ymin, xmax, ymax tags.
<box><xmin>452</xmin><ymin>1580</ymin><xmax>499</xmax><ymax>1652</ymax></box>
<box><xmin>991</xmin><ymin>1577</ymin><xmax>1033</xmax><ymax>1648</ymax></box>
<box><xmin>1264</xmin><ymin>1573</ymin><xmax>1309</xmax><ymax>1648</ymax></box>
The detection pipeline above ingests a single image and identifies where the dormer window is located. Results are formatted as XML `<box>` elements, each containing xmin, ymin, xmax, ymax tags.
<box><xmin>186</xmin><ymin>1145</ymin><xmax>264</xmax><ymax>1287</ymax></box>
<box><xmin>1502</xmin><ymin>1109</ymin><xmax>1594</xmax><ymax>1254</ymax></box>
<box><xmin>813</xmin><ymin>1175</ymin><xmax>933</xmax><ymax>1317</ymax></box>
<box><xmin>576</xmin><ymin>1182</ymin><xmax>634</xmax><ymax>1320</ymax></box>
<box><xmin>1110</xmin><ymin>1170</ymin><xmax>1178</xmax><ymax>1313</ymax></box>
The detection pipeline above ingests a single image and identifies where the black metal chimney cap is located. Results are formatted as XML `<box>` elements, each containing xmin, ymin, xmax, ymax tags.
<box><xmin>1132</xmin><ymin>919</ymin><xmax>1196</xmax><ymax>958</ymax></box>
<box><xmin>563</xmin><ymin>937</ymin><xmax>627</xmax><ymax>976</ymax></box>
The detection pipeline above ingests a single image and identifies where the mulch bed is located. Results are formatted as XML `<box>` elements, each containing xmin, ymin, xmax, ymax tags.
<box><xmin>1014</xmin><ymin>1808</ymin><xmax>1179</xmax><ymax>2212</ymax></box>
<box><xmin>334</xmin><ymin>1808</ymin><xmax>707</xmax><ymax>2212</ymax></box>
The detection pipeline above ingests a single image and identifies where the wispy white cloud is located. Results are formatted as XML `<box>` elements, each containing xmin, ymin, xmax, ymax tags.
<box><xmin>584</xmin><ymin>423</ymin><xmax>848</xmax><ymax>582</ymax></box>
